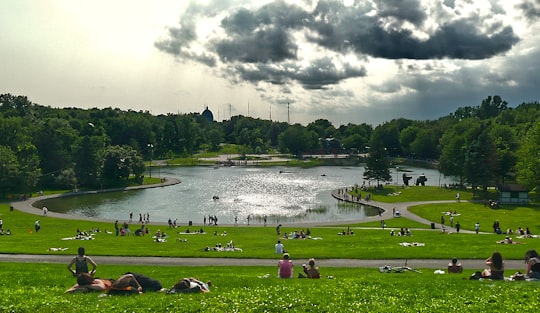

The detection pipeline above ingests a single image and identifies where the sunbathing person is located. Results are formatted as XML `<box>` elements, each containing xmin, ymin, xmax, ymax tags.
<box><xmin>167</xmin><ymin>277</ymin><xmax>211</xmax><ymax>293</ymax></box>
<box><xmin>66</xmin><ymin>272</ymin><xmax>162</xmax><ymax>294</ymax></box>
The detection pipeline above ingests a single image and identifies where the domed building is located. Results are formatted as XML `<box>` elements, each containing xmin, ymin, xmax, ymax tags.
<box><xmin>201</xmin><ymin>106</ymin><xmax>214</xmax><ymax>122</ymax></box>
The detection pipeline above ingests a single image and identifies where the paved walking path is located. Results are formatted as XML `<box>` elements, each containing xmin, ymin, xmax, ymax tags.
<box><xmin>330</xmin><ymin>187</ymin><xmax>479</xmax><ymax>233</ymax></box>
<box><xmin>9</xmin><ymin>177</ymin><xmax>181</xmax><ymax>224</ymax></box>
<box><xmin>0</xmin><ymin>254</ymin><xmax>525</xmax><ymax>270</ymax></box>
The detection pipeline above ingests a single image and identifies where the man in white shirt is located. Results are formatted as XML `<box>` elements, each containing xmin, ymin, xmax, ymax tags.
<box><xmin>275</xmin><ymin>240</ymin><xmax>284</xmax><ymax>254</ymax></box>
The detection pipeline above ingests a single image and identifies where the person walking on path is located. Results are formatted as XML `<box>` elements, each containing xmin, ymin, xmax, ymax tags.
<box><xmin>475</xmin><ymin>222</ymin><xmax>480</xmax><ymax>234</ymax></box>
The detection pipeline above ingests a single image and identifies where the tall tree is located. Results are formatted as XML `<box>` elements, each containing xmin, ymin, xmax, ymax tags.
<box><xmin>101</xmin><ymin>145</ymin><xmax>145</xmax><ymax>186</ymax></box>
<box><xmin>516</xmin><ymin>121</ymin><xmax>540</xmax><ymax>193</ymax></box>
<box><xmin>363</xmin><ymin>136</ymin><xmax>392</xmax><ymax>185</ymax></box>
<box><xmin>278</xmin><ymin>124</ymin><xmax>316</xmax><ymax>157</ymax></box>
<box><xmin>477</xmin><ymin>95</ymin><xmax>508</xmax><ymax>119</ymax></box>
<box><xmin>464</xmin><ymin>131</ymin><xmax>498</xmax><ymax>190</ymax></box>
<box><xmin>0</xmin><ymin>145</ymin><xmax>19</xmax><ymax>195</ymax></box>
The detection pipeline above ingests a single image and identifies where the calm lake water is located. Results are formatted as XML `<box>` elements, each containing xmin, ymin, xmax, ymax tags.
<box><xmin>37</xmin><ymin>165</ymin><xmax>457</xmax><ymax>225</ymax></box>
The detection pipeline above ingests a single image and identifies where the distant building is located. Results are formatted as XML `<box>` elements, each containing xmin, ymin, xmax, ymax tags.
<box><xmin>319</xmin><ymin>137</ymin><xmax>342</xmax><ymax>154</ymax></box>
<box><xmin>201</xmin><ymin>106</ymin><xmax>214</xmax><ymax>122</ymax></box>
<box><xmin>497</xmin><ymin>184</ymin><xmax>529</xmax><ymax>204</ymax></box>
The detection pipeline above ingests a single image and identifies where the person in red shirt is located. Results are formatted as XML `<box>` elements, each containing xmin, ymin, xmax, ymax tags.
<box><xmin>278</xmin><ymin>253</ymin><xmax>293</xmax><ymax>278</ymax></box>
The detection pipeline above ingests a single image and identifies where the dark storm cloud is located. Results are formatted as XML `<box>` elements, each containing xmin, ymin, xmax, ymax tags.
<box><xmin>517</xmin><ymin>0</ymin><xmax>540</xmax><ymax>20</ymax></box>
<box><xmin>215</xmin><ymin>26</ymin><xmax>298</xmax><ymax>63</ymax></box>
<box><xmin>373</xmin><ymin>0</ymin><xmax>427</xmax><ymax>26</ymax></box>
<box><xmin>310</xmin><ymin>2</ymin><xmax>519</xmax><ymax>59</ymax></box>
<box><xmin>156</xmin><ymin>0</ymin><xmax>520</xmax><ymax>89</ymax></box>
<box><xmin>231</xmin><ymin>57</ymin><xmax>366</xmax><ymax>89</ymax></box>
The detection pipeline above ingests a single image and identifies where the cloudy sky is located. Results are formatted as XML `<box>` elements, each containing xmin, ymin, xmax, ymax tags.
<box><xmin>1</xmin><ymin>0</ymin><xmax>539</xmax><ymax>126</ymax></box>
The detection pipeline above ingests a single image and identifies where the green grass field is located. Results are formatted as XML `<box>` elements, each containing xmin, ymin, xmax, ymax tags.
<box><xmin>1</xmin><ymin>184</ymin><xmax>539</xmax><ymax>312</ymax></box>
<box><xmin>0</xmin><ymin>263</ymin><xmax>537</xmax><ymax>312</ymax></box>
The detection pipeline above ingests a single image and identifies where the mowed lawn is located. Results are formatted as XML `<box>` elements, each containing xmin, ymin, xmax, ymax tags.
<box><xmin>1</xmin><ymin>188</ymin><xmax>539</xmax><ymax>261</ymax></box>
<box><xmin>1</xmin><ymin>185</ymin><xmax>540</xmax><ymax>312</ymax></box>
<box><xmin>1</xmin><ymin>263</ymin><xmax>539</xmax><ymax>312</ymax></box>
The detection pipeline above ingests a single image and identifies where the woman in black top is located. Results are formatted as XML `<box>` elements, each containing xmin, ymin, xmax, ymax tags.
<box><xmin>67</xmin><ymin>247</ymin><xmax>97</xmax><ymax>277</ymax></box>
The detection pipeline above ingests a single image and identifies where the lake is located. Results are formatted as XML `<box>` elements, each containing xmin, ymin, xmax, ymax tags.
<box><xmin>37</xmin><ymin>165</ymin><xmax>456</xmax><ymax>225</ymax></box>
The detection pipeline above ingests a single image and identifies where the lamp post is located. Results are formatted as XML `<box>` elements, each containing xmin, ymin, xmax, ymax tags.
<box><xmin>396</xmin><ymin>166</ymin><xmax>399</xmax><ymax>185</ymax></box>
<box><xmin>147</xmin><ymin>144</ymin><xmax>154</xmax><ymax>178</ymax></box>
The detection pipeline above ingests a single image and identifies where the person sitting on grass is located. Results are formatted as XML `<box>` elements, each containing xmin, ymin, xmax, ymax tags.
<box><xmin>482</xmin><ymin>251</ymin><xmax>504</xmax><ymax>280</ymax></box>
<box><xmin>447</xmin><ymin>257</ymin><xmax>463</xmax><ymax>273</ymax></box>
<box><xmin>278</xmin><ymin>253</ymin><xmax>293</xmax><ymax>278</ymax></box>
<box><xmin>524</xmin><ymin>249</ymin><xmax>540</xmax><ymax>279</ymax></box>
<box><xmin>299</xmin><ymin>258</ymin><xmax>321</xmax><ymax>278</ymax></box>
<box><xmin>67</xmin><ymin>247</ymin><xmax>97</xmax><ymax>277</ymax></box>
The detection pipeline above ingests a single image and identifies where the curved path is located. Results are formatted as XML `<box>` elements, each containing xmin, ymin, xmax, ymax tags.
<box><xmin>330</xmin><ymin>187</ymin><xmax>479</xmax><ymax>233</ymax></box>
<box><xmin>7</xmin><ymin>181</ymin><xmax>521</xmax><ymax>269</ymax></box>
<box><xmin>9</xmin><ymin>177</ymin><xmax>181</xmax><ymax>224</ymax></box>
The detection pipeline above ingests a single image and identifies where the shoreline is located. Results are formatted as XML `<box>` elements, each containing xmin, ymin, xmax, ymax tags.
<box><xmin>9</xmin><ymin>177</ymin><xmax>469</xmax><ymax>232</ymax></box>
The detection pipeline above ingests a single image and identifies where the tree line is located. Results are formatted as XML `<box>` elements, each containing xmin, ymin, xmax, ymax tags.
<box><xmin>0</xmin><ymin>94</ymin><xmax>539</xmax><ymax>198</ymax></box>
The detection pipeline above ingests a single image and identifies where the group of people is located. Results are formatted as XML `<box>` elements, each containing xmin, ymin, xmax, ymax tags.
<box><xmin>277</xmin><ymin>253</ymin><xmax>321</xmax><ymax>279</ymax></box>
<box><xmin>65</xmin><ymin>246</ymin><xmax>210</xmax><ymax>294</ymax></box>
<box><xmin>390</xmin><ymin>228</ymin><xmax>411</xmax><ymax>236</ymax></box>
<box><xmin>450</xmin><ymin>249</ymin><xmax>540</xmax><ymax>280</ymax></box>
<box><xmin>282</xmin><ymin>229</ymin><xmax>311</xmax><ymax>240</ymax></box>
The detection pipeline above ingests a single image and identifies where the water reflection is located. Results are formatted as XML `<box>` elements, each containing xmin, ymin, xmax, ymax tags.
<box><xmin>36</xmin><ymin>165</ymin><xmax>456</xmax><ymax>225</ymax></box>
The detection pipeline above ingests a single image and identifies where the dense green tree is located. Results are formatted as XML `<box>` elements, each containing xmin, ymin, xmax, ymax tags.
<box><xmin>33</xmin><ymin>118</ymin><xmax>78</xmax><ymax>187</ymax></box>
<box><xmin>399</xmin><ymin>125</ymin><xmax>419</xmax><ymax>157</ymax></box>
<box><xmin>409</xmin><ymin>128</ymin><xmax>440</xmax><ymax>160</ymax></box>
<box><xmin>0</xmin><ymin>94</ymin><xmax>33</xmax><ymax>117</ymax></box>
<box><xmin>363</xmin><ymin>134</ymin><xmax>392</xmax><ymax>184</ymax></box>
<box><xmin>516</xmin><ymin>121</ymin><xmax>540</xmax><ymax>193</ymax></box>
<box><xmin>278</xmin><ymin>124</ymin><xmax>317</xmax><ymax>157</ymax></box>
<box><xmin>101</xmin><ymin>145</ymin><xmax>145</xmax><ymax>186</ymax></box>
<box><xmin>438</xmin><ymin>118</ymin><xmax>480</xmax><ymax>184</ymax></box>
<box><xmin>307</xmin><ymin>119</ymin><xmax>335</xmax><ymax>139</ymax></box>
<box><xmin>371</xmin><ymin>119</ymin><xmax>411</xmax><ymax>157</ymax></box>
<box><xmin>14</xmin><ymin>143</ymin><xmax>41</xmax><ymax>193</ymax></box>
<box><xmin>464</xmin><ymin>131</ymin><xmax>498</xmax><ymax>190</ymax></box>
<box><xmin>338</xmin><ymin>123</ymin><xmax>372</xmax><ymax>153</ymax></box>
<box><xmin>73</xmin><ymin>125</ymin><xmax>108</xmax><ymax>188</ymax></box>
<box><xmin>0</xmin><ymin>145</ymin><xmax>19</xmax><ymax>195</ymax></box>
<box><xmin>488</xmin><ymin>123</ymin><xmax>518</xmax><ymax>184</ymax></box>
<box><xmin>477</xmin><ymin>95</ymin><xmax>508</xmax><ymax>119</ymax></box>
<box><xmin>54</xmin><ymin>168</ymin><xmax>78</xmax><ymax>190</ymax></box>
<box><xmin>206</xmin><ymin>128</ymin><xmax>224</xmax><ymax>152</ymax></box>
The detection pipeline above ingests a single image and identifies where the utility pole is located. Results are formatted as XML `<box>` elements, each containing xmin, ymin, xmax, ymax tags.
<box><xmin>287</xmin><ymin>102</ymin><xmax>290</xmax><ymax>124</ymax></box>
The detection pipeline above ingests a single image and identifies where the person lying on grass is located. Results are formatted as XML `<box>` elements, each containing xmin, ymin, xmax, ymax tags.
<box><xmin>166</xmin><ymin>278</ymin><xmax>211</xmax><ymax>293</ymax></box>
<box><xmin>66</xmin><ymin>272</ymin><xmax>163</xmax><ymax>294</ymax></box>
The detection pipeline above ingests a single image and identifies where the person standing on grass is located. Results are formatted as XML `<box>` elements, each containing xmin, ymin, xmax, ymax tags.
<box><xmin>67</xmin><ymin>247</ymin><xmax>97</xmax><ymax>277</ymax></box>
<box><xmin>475</xmin><ymin>222</ymin><xmax>480</xmax><ymax>234</ymax></box>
